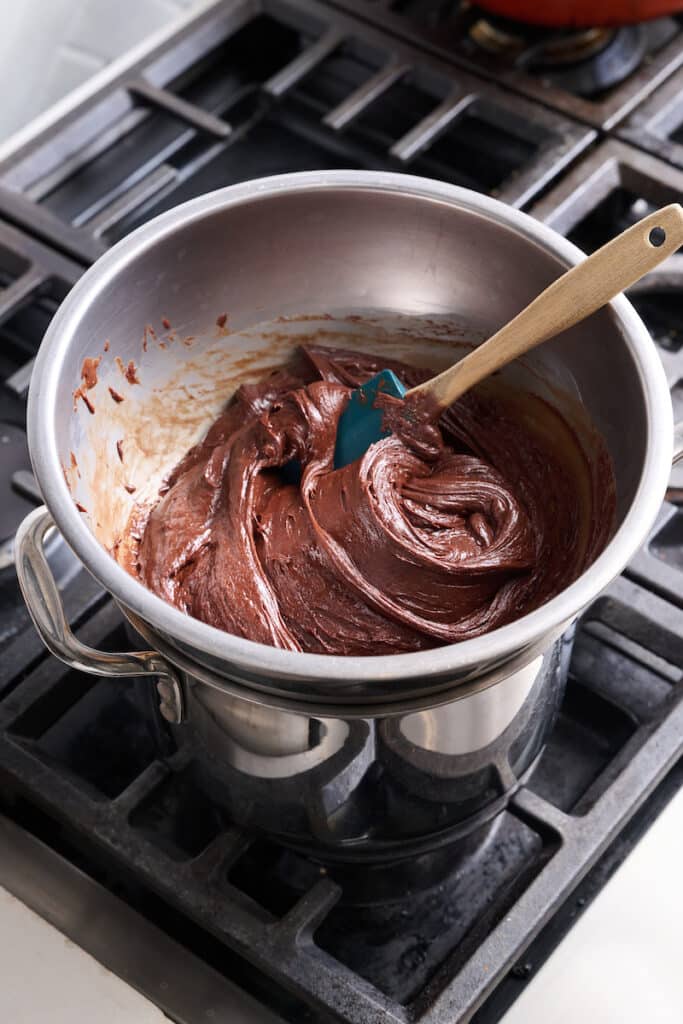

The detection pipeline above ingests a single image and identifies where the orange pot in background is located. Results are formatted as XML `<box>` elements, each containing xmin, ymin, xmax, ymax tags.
<box><xmin>475</xmin><ymin>1</ymin><xmax>683</xmax><ymax>27</ymax></box>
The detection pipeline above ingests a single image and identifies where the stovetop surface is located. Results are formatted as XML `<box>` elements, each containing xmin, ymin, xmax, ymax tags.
<box><xmin>0</xmin><ymin>2</ymin><xmax>682</xmax><ymax>1023</ymax></box>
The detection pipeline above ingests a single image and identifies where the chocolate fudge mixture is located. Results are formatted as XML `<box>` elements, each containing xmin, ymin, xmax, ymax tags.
<box><xmin>122</xmin><ymin>346</ymin><xmax>614</xmax><ymax>655</ymax></box>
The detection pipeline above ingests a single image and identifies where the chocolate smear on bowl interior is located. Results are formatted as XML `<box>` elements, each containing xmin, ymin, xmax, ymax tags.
<box><xmin>115</xmin><ymin>356</ymin><xmax>140</xmax><ymax>384</ymax></box>
<box><xmin>73</xmin><ymin>356</ymin><xmax>101</xmax><ymax>413</ymax></box>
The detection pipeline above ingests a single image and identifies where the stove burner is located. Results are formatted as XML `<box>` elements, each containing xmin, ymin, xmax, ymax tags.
<box><xmin>469</xmin><ymin>14</ymin><xmax>647</xmax><ymax>95</ymax></box>
<box><xmin>470</xmin><ymin>20</ymin><xmax>612</xmax><ymax>61</ymax></box>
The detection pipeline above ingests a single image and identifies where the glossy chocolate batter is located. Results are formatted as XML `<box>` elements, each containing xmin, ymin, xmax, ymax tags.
<box><xmin>126</xmin><ymin>346</ymin><xmax>614</xmax><ymax>655</ymax></box>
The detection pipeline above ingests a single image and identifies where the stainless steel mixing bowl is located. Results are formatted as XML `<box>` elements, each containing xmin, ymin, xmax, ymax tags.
<box><xmin>16</xmin><ymin>172</ymin><xmax>681</xmax><ymax>857</ymax></box>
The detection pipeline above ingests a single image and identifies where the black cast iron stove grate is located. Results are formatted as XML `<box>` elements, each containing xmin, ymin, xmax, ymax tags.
<box><xmin>618</xmin><ymin>63</ymin><xmax>683</xmax><ymax>170</ymax></box>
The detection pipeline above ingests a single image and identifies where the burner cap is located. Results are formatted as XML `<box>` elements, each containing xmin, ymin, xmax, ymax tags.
<box><xmin>468</xmin><ymin>13</ymin><xmax>647</xmax><ymax>96</ymax></box>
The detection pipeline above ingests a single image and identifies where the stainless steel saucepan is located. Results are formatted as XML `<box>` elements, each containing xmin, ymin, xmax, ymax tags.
<box><xmin>16</xmin><ymin>172</ymin><xmax>682</xmax><ymax>860</ymax></box>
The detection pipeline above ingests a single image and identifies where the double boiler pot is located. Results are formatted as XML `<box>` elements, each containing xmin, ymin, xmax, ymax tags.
<box><xmin>17</xmin><ymin>172</ymin><xmax>680</xmax><ymax>860</ymax></box>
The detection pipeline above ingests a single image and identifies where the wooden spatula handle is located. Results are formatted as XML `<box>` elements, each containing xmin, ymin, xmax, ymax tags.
<box><xmin>408</xmin><ymin>203</ymin><xmax>683</xmax><ymax>411</ymax></box>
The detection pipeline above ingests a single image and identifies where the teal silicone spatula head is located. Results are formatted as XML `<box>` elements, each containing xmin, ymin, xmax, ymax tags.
<box><xmin>334</xmin><ymin>369</ymin><xmax>406</xmax><ymax>469</ymax></box>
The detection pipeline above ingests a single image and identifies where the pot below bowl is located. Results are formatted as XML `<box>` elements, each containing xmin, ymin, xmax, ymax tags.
<box><xmin>171</xmin><ymin>631</ymin><xmax>570</xmax><ymax>860</ymax></box>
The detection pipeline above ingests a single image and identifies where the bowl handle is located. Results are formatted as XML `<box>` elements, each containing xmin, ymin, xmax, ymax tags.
<box><xmin>15</xmin><ymin>506</ymin><xmax>184</xmax><ymax>724</ymax></box>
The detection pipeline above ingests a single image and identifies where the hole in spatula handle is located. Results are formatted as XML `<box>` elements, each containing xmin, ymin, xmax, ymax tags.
<box><xmin>649</xmin><ymin>226</ymin><xmax>666</xmax><ymax>247</ymax></box>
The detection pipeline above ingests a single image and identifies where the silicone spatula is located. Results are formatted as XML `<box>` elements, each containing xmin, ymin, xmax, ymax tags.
<box><xmin>333</xmin><ymin>203</ymin><xmax>683</xmax><ymax>469</ymax></box>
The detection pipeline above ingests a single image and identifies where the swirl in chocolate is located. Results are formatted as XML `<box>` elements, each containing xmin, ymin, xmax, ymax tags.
<box><xmin>127</xmin><ymin>346</ymin><xmax>613</xmax><ymax>655</ymax></box>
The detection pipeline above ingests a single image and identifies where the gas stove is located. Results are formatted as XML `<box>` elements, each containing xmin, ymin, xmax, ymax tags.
<box><xmin>0</xmin><ymin>2</ymin><xmax>682</xmax><ymax>1023</ymax></box>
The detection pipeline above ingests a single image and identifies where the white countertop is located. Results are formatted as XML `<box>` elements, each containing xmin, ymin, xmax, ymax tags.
<box><xmin>0</xmin><ymin>886</ymin><xmax>169</xmax><ymax>1024</ymax></box>
<box><xmin>0</xmin><ymin>0</ymin><xmax>200</xmax><ymax>143</ymax></box>
<box><xmin>2</xmin><ymin>788</ymin><xmax>682</xmax><ymax>1023</ymax></box>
